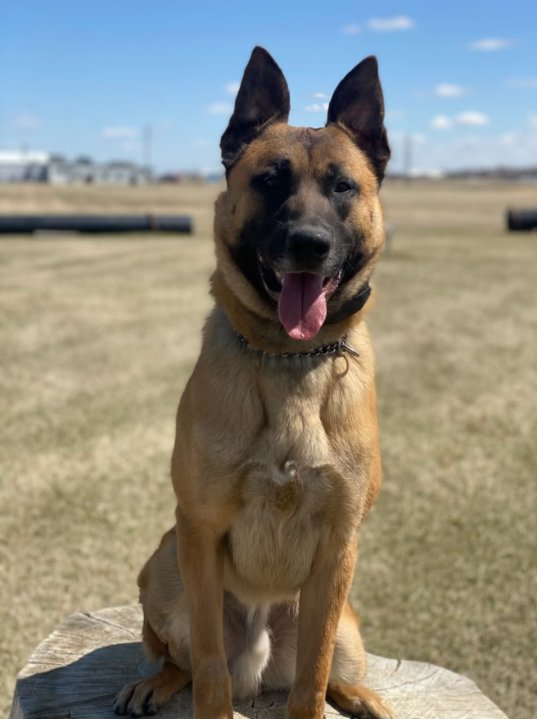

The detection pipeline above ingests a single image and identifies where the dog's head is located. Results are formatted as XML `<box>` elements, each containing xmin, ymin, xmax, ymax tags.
<box><xmin>213</xmin><ymin>47</ymin><xmax>390</xmax><ymax>342</ymax></box>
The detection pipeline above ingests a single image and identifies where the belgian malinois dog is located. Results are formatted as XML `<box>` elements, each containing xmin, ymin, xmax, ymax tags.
<box><xmin>115</xmin><ymin>47</ymin><xmax>392</xmax><ymax>719</ymax></box>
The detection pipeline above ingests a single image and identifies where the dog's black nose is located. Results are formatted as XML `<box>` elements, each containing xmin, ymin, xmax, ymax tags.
<box><xmin>286</xmin><ymin>229</ymin><xmax>331</xmax><ymax>262</ymax></box>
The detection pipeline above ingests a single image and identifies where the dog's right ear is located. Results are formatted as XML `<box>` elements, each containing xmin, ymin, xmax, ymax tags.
<box><xmin>220</xmin><ymin>47</ymin><xmax>290</xmax><ymax>171</ymax></box>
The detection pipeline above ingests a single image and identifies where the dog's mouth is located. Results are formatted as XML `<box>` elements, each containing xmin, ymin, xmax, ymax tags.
<box><xmin>260</xmin><ymin>261</ymin><xmax>342</xmax><ymax>341</ymax></box>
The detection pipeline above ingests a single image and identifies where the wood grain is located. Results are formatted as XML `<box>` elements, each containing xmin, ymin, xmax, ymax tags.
<box><xmin>10</xmin><ymin>606</ymin><xmax>508</xmax><ymax>719</ymax></box>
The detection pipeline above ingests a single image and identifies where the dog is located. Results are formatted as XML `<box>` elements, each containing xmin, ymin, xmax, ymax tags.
<box><xmin>115</xmin><ymin>47</ymin><xmax>392</xmax><ymax>719</ymax></box>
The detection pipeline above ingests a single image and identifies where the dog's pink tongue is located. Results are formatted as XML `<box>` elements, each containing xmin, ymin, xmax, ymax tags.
<box><xmin>278</xmin><ymin>273</ymin><xmax>327</xmax><ymax>340</ymax></box>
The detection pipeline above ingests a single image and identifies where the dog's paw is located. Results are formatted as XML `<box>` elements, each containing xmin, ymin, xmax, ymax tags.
<box><xmin>328</xmin><ymin>682</ymin><xmax>394</xmax><ymax>719</ymax></box>
<box><xmin>114</xmin><ymin>678</ymin><xmax>157</xmax><ymax>716</ymax></box>
<box><xmin>114</xmin><ymin>664</ymin><xmax>190</xmax><ymax>717</ymax></box>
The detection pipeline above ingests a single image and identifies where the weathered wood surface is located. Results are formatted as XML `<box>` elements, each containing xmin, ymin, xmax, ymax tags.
<box><xmin>10</xmin><ymin>605</ymin><xmax>508</xmax><ymax>719</ymax></box>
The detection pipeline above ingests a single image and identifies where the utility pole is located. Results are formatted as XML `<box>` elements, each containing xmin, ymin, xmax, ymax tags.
<box><xmin>143</xmin><ymin>124</ymin><xmax>153</xmax><ymax>173</ymax></box>
<box><xmin>403</xmin><ymin>134</ymin><xmax>413</xmax><ymax>179</ymax></box>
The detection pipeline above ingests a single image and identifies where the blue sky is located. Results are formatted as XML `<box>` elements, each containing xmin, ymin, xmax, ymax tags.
<box><xmin>1</xmin><ymin>1</ymin><xmax>536</xmax><ymax>174</ymax></box>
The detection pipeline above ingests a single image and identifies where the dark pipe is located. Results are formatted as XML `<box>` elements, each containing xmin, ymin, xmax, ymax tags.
<box><xmin>507</xmin><ymin>209</ymin><xmax>537</xmax><ymax>232</ymax></box>
<box><xmin>0</xmin><ymin>214</ymin><xmax>193</xmax><ymax>234</ymax></box>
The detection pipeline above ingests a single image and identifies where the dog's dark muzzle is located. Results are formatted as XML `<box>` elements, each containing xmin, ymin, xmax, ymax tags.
<box><xmin>268</xmin><ymin>221</ymin><xmax>339</xmax><ymax>276</ymax></box>
<box><xmin>286</xmin><ymin>226</ymin><xmax>331</xmax><ymax>265</ymax></box>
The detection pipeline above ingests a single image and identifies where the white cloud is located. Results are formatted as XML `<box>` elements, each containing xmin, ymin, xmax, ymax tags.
<box><xmin>499</xmin><ymin>132</ymin><xmax>516</xmax><ymax>146</ymax></box>
<box><xmin>387</xmin><ymin>129</ymin><xmax>404</xmax><ymax>142</ymax></box>
<box><xmin>386</xmin><ymin>109</ymin><xmax>405</xmax><ymax>122</ymax></box>
<box><xmin>431</xmin><ymin>114</ymin><xmax>453</xmax><ymax>130</ymax></box>
<box><xmin>224</xmin><ymin>81</ymin><xmax>240</xmax><ymax>96</ymax></box>
<box><xmin>529</xmin><ymin>114</ymin><xmax>537</xmax><ymax>129</ymax></box>
<box><xmin>367</xmin><ymin>16</ymin><xmax>415</xmax><ymax>32</ymax></box>
<box><xmin>455</xmin><ymin>111</ymin><xmax>490</xmax><ymax>127</ymax></box>
<box><xmin>342</xmin><ymin>24</ymin><xmax>361</xmax><ymax>35</ymax></box>
<box><xmin>102</xmin><ymin>126</ymin><xmax>140</xmax><ymax>140</ymax></box>
<box><xmin>468</xmin><ymin>38</ymin><xmax>513</xmax><ymax>52</ymax></box>
<box><xmin>412</xmin><ymin>133</ymin><xmax>428</xmax><ymax>145</ymax></box>
<box><xmin>207</xmin><ymin>101</ymin><xmax>234</xmax><ymax>115</ymax></box>
<box><xmin>390</xmin><ymin>124</ymin><xmax>537</xmax><ymax>173</ymax></box>
<box><xmin>435</xmin><ymin>83</ymin><xmax>466</xmax><ymax>98</ymax></box>
<box><xmin>431</xmin><ymin>111</ymin><xmax>490</xmax><ymax>130</ymax></box>
<box><xmin>313</xmin><ymin>92</ymin><xmax>330</xmax><ymax>100</ymax></box>
<box><xmin>120</xmin><ymin>140</ymin><xmax>141</xmax><ymax>153</ymax></box>
<box><xmin>305</xmin><ymin>102</ymin><xmax>329</xmax><ymax>113</ymax></box>
<box><xmin>15</xmin><ymin>112</ymin><xmax>41</xmax><ymax>130</ymax></box>
<box><xmin>507</xmin><ymin>77</ymin><xmax>537</xmax><ymax>89</ymax></box>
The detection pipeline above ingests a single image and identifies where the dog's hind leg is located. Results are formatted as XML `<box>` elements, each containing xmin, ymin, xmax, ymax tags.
<box><xmin>114</xmin><ymin>660</ymin><xmax>191</xmax><ymax>717</ymax></box>
<box><xmin>327</xmin><ymin>600</ymin><xmax>394</xmax><ymax>719</ymax></box>
<box><xmin>115</xmin><ymin>614</ymin><xmax>191</xmax><ymax>716</ymax></box>
<box><xmin>115</xmin><ymin>530</ymin><xmax>193</xmax><ymax>716</ymax></box>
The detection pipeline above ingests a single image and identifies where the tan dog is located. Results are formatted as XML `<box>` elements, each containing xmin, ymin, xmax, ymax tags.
<box><xmin>115</xmin><ymin>47</ymin><xmax>393</xmax><ymax>719</ymax></box>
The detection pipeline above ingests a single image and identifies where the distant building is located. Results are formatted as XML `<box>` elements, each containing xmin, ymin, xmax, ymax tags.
<box><xmin>0</xmin><ymin>150</ymin><xmax>152</xmax><ymax>185</ymax></box>
<box><xmin>157</xmin><ymin>170</ymin><xmax>224</xmax><ymax>184</ymax></box>
<box><xmin>0</xmin><ymin>151</ymin><xmax>49</xmax><ymax>182</ymax></box>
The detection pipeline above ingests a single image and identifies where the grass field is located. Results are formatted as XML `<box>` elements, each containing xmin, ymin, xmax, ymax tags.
<box><xmin>1</xmin><ymin>180</ymin><xmax>536</xmax><ymax>718</ymax></box>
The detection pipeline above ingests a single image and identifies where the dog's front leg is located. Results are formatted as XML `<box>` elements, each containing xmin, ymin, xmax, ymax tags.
<box><xmin>176</xmin><ymin>510</ymin><xmax>232</xmax><ymax>719</ymax></box>
<box><xmin>287</xmin><ymin>538</ymin><xmax>357</xmax><ymax>719</ymax></box>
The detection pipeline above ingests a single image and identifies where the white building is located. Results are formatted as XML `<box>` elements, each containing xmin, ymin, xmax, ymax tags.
<box><xmin>0</xmin><ymin>151</ymin><xmax>49</xmax><ymax>182</ymax></box>
<box><xmin>0</xmin><ymin>151</ymin><xmax>151</xmax><ymax>185</ymax></box>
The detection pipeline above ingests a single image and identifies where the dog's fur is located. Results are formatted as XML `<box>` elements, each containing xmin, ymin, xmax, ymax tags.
<box><xmin>115</xmin><ymin>47</ymin><xmax>393</xmax><ymax>719</ymax></box>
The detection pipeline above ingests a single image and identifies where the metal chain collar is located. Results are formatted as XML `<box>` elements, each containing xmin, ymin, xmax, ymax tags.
<box><xmin>236</xmin><ymin>333</ymin><xmax>360</xmax><ymax>359</ymax></box>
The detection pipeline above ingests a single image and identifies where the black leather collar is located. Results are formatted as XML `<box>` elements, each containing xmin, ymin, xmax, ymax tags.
<box><xmin>327</xmin><ymin>282</ymin><xmax>371</xmax><ymax>325</ymax></box>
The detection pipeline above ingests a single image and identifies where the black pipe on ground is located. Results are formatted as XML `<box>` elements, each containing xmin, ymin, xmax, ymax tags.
<box><xmin>0</xmin><ymin>214</ymin><xmax>193</xmax><ymax>234</ymax></box>
<box><xmin>506</xmin><ymin>209</ymin><xmax>537</xmax><ymax>232</ymax></box>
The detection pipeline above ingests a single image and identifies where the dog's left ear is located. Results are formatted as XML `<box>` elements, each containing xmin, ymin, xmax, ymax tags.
<box><xmin>327</xmin><ymin>56</ymin><xmax>390</xmax><ymax>183</ymax></box>
<box><xmin>220</xmin><ymin>46</ymin><xmax>290</xmax><ymax>171</ymax></box>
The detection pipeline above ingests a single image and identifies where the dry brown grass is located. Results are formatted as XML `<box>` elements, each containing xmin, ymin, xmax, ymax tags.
<box><xmin>1</xmin><ymin>180</ymin><xmax>536</xmax><ymax>718</ymax></box>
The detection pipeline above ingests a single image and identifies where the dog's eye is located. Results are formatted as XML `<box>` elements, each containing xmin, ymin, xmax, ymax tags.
<box><xmin>251</xmin><ymin>172</ymin><xmax>280</xmax><ymax>192</ymax></box>
<box><xmin>334</xmin><ymin>180</ymin><xmax>354</xmax><ymax>193</ymax></box>
<box><xmin>263</xmin><ymin>174</ymin><xmax>279</xmax><ymax>189</ymax></box>
<box><xmin>250</xmin><ymin>160</ymin><xmax>294</xmax><ymax>200</ymax></box>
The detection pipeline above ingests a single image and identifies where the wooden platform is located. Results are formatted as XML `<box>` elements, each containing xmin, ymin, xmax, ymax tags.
<box><xmin>10</xmin><ymin>605</ymin><xmax>508</xmax><ymax>719</ymax></box>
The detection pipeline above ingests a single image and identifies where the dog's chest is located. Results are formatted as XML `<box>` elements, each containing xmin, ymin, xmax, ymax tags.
<box><xmin>227</xmin><ymin>458</ymin><xmax>337</xmax><ymax>598</ymax></box>
<box><xmin>224</xmin><ymin>378</ymin><xmax>356</xmax><ymax>599</ymax></box>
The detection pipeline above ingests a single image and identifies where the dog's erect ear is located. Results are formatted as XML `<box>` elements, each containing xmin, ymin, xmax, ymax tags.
<box><xmin>220</xmin><ymin>47</ymin><xmax>290</xmax><ymax>170</ymax></box>
<box><xmin>327</xmin><ymin>56</ymin><xmax>390</xmax><ymax>182</ymax></box>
